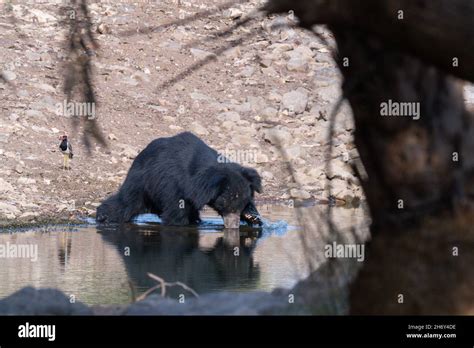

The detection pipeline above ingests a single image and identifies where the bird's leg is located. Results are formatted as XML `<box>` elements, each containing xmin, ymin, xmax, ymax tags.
<box><xmin>63</xmin><ymin>154</ymin><xmax>70</xmax><ymax>170</ymax></box>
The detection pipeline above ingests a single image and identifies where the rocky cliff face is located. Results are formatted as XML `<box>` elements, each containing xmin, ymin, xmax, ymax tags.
<box><xmin>1</xmin><ymin>0</ymin><xmax>369</xmax><ymax>226</ymax></box>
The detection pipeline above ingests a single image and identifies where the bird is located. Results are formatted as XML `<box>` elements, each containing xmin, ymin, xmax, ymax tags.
<box><xmin>59</xmin><ymin>134</ymin><xmax>73</xmax><ymax>170</ymax></box>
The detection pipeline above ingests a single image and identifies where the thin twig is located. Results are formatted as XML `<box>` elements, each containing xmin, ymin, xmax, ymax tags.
<box><xmin>135</xmin><ymin>273</ymin><xmax>200</xmax><ymax>302</ymax></box>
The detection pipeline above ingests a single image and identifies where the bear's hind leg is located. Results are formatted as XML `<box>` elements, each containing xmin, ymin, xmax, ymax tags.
<box><xmin>161</xmin><ymin>206</ymin><xmax>191</xmax><ymax>226</ymax></box>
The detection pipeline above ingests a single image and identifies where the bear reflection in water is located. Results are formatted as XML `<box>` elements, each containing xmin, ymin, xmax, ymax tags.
<box><xmin>97</xmin><ymin>223</ymin><xmax>262</xmax><ymax>297</ymax></box>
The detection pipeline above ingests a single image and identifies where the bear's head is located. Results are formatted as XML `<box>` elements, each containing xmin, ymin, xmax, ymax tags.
<box><xmin>96</xmin><ymin>194</ymin><xmax>122</xmax><ymax>223</ymax></box>
<box><xmin>191</xmin><ymin>163</ymin><xmax>262</xmax><ymax>228</ymax></box>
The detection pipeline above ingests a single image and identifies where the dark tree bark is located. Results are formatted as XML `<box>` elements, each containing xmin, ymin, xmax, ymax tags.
<box><xmin>267</xmin><ymin>0</ymin><xmax>474</xmax><ymax>314</ymax></box>
<box><xmin>331</xmin><ymin>27</ymin><xmax>474</xmax><ymax>315</ymax></box>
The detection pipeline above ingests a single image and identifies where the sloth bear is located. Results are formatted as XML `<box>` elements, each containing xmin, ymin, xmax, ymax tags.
<box><xmin>96</xmin><ymin>132</ymin><xmax>262</xmax><ymax>228</ymax></box>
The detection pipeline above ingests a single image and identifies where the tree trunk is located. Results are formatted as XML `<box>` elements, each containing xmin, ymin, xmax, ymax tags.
<box><xmin>267</xmin><ymin>0</ymin><xmax>474</xmax><ymax>314</ymax></box>
<box><xmin>330</xmin><ymin>27</ymin><xmax>474</xmax><ymax>314</ymax></box>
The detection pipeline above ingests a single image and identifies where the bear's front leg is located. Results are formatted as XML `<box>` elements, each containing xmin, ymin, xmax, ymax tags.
<box><xmin>160</xmin><ymin>199</ymin><xmax>200</xmax><ymax>226</ymax></box>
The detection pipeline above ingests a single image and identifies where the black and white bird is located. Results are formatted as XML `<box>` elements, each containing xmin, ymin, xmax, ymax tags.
<box><xmin>59</xmin><ymin>134</ymin><xmax>73</xmax><ymax>170</ymax></box>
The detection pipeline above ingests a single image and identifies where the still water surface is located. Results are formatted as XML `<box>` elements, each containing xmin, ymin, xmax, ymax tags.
<box><xmin>0</xmin><ymin>205</ymin><xmax>369</xmax><ymax>305</ymax></box>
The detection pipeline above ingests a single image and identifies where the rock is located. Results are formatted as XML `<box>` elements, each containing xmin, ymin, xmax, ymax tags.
<box><xmin>268</xmin><ymin>91</ymin><xmax>282</xmax><ymax>102</ymax></box>
<box><xmin>231</xmin><ymin>134</ymin><xmax>255</xmax><ymax>146</ymax></box>
<box><xmin>255</xmin><ymin>153</ymin><xmax>269</xmax><ymax>164</ymax></box>
<box><xmin>17</xmin><ymin>90</ymin><xmax>29</xmax><ymax>98</ymax></box>
<box><xmin>19</xmin><ymin>212</ymin><xmax>39</xmax><ymax>219</ymax></box>
<box><xmin>294</xmin><ymin>172</ymin><xmax>316</xmax><ymax>186</ymax></box>
<box><xmin>342</xmin><ymin>114</ymin><xmax>354</xmax><ymax>132</ymax></box>
<box><xmin>97</xmin><ymin>23</ymin><xmax>110</xmax><ymax>34</ymax></box>
<box><xmin>285</xmin><ymin>46</ymin><xmax>315</xmax><ymax>60</ymax></box>
<box><xmin>9</xmin><ymin>113</ymin><xmax>19</xmax><ymax>122</ymax></box>
<box><xmin>290</xmin><ymin>189</ymin><xmax>311</xmax><ymax>199</ymax></box>
<box><xmin>280</xmin><ymin>28</ymin><xmax>297</xmax><ymax>42</ymax></box>
<box><xmin>247</xmin><ymin>96</ymin><xmax>267</xmax><ymax>113</ymax></box>
<box><xmin>327</xmin><ymin>178</ymin><xmax>352</xmax><ymax>197</ymax></box>
<box><xmin>281</xmin><ymin>88</ymin><xmax>309</xmax><ymax>114</ymax></box>
<box><xmin>269</xmin><ymin>43</ymin><xmax>293</xmax><ymax>56</ymax></box>
<box><xmin>313</xmin><ymin>128</ymin><xmax>329</xmax><ymax>145</ymax></box>
<box><xmin>223</xmin><ymin>46</ymin><xmax>241</xmax><ymax>59</ymax></box>
<box><xmin>130</xmin><ymin>72</ymin><xmax>150</xmax><ymax>84</ymax></box>
<box><xmin>108</xmin><ymin>133</ymin><xmax>117</xmax><ymax>141</ymax></box>
<box><xmin>25</xmin><ymin>110</ymin><xmax>44</xmax><ymax>119</ymax></box>
<box><xmin>261</xmin><ymin>107</ymin><xmax>278</xmax><ymax>120</ymax></box>
<box><xmin>0</xmin><ymin>287</ymin><xmax>91</xmax><ymax>315</ymax></box>
<box><xmin>226</xmin><ymin>8</ymin><xmax>243</xmax><ymax>19</ymax></box>
<box><xmin>118</xmin><ymin>145</ymin><xmax>138</xmax><ymax>159</ymax></box>
<box><xmin>262</xmin><ymin>171</ymin><xmax>274</xmax><ymax>180</ymax></box>
<box><xmin>19</xmin><ymin>202</ymin><xmax>39</xmax><ymax>209</ymax></box>
<box><xmin>14</xmin><ymin>165</ymin><xmax>23</xmax><ymax>174</ymax></box>
<box><xmin>190</xmin><ymin>122</ymin><xmax>209</xmax><ymax>136</ymax></box>
<box><xmin>262</xmin><ymin>65</ymin><xmax>279</xmax><ymax>77</ymax></box>
<box><xmin>190</xmin><ymin>48</ymin><xmax>216</xmax><ymax>60</ymax></box>
<box><xmin>4</xmin><ymin>151</ymin><xmax>16</xmax><ymax>159</ymax></box>
<box><xmin>31</xmin><ymin>83</ymin><xmax>56</xmax><ymax>94</ymax></box>
<box><xmin>1</xmin><ymin>71</ymin><xmax>16</xmax><ymax>82</ymax></box>
<box><xmin>31</xmin><ymin>125</ymin><xmax>49</xmax><ymax>133</ymax></box>
<box><xmin>148</xmin><ymin>105</ymin><xmax>168</xmax><ymax>113</ymax></box>
<box><xmin>27</xmin><ymin>8</ymin><xmax>57</xmax><ymax>23</ymax></box>
<box><xmin>0</xmin><ymin>202</ymin><xmax>20</xmax><ymax>216</ymax></box>
<box><xmin>51</xmin><ymin>128</ymin><xmax>60</xmax><ymax>134</ymax></box>
<box><xmin>285</xmin><ymin>45</ymin><xmax>315</xmax><ymax>72</ymax></box>
<box><xmin>25</xmin><ymin>51</ymin><xmax>41</xmax><ymax>61</ymax></box>
<box><xmin>239</xmin><ymin>66</ymin><xmax>255</xmax><ymax>78</ymax></box>
<box><xmin>56</xmin><ymin>204</ymin><xmax>69</xmax><ymax>212</ymax></box>
<box><xmin>168</xmin><ymin>124</ymin><xmax>183</xmax><ymax>132</ymax></box>
<box><xmin>234</xmin><ymin>102</ymin><xmax>251</xmax><ymax>114</ymax></box>
<box><xmin>159</xmin><ymin>40</ymin><xmax>182</xmax><ymax>51</ymax></box>
<box><xmin>0</xmin><ymin>178</ymin><xmax>14</xmax><ymax>193</ymax></box>
<box><xmin>17</xmin><ymin>177</ymin><xmax>36</xmax><ymax>185</ymax></box>
<box><xmin>287</xmin><ymin>56</ymin><xmax>308</xmax><ymax>72</ymax></box>
<box><xmin>263</xmin><ymin>127</ymin><xmax>292</xmax><ymax>146</ymax></box>
<box><xmin>284</xmin><ymin>145</ymin><xmax>303</xmax><ymax>160</ymax></box>
<box><xmin>266</xmin><ymin>15</ymin><xmax>289</xmax><ymax>33</ymax></box>
<box><xmin>316</xmin><ymin>85</ymin><xmax>340</xmax><ymax>104</ymax></box>
<box><xmin>221</xmin><ymin>120</ymin><xmax>235</xmax><ymax>130</ymax></box>
<box><xmin>163</xmin><ymin>116</ymin><xmax>175</xmax><ymax>123</ymax></box>
<box><xmin>218</xmin><ymin>111</ymin><xmax>240</xmax><ymax>122</ymax></box>
<box><xmin>259</xmin><ymin>59</ymin><xmax>272</xmax><ymax>68</ymax></box>
<box><xmin>327</xmin><ymin>160</ymin><xmax>352</xmax><ymax>180</ymax></box>
<box><xmin>190</xmin><ymin>92</ymin><xmax>213</xmax><ymax>101</ymax></box>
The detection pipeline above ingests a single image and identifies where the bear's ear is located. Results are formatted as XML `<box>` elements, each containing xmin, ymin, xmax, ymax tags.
<box><xmin>190</xmin><ymin>169</ymin><xmax>227</xmax><ymax>208</ymax></box>
<box><xmin>241</xmin><ymin>167</ymin><xmax>262</xmax><ymax>193</ymax></box>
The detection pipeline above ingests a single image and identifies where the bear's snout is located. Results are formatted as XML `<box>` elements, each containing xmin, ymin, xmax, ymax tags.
<box><xmin>223</xmin><ymin>213</ymin><xmax>240</xmax><ymax>229</ymax></box>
